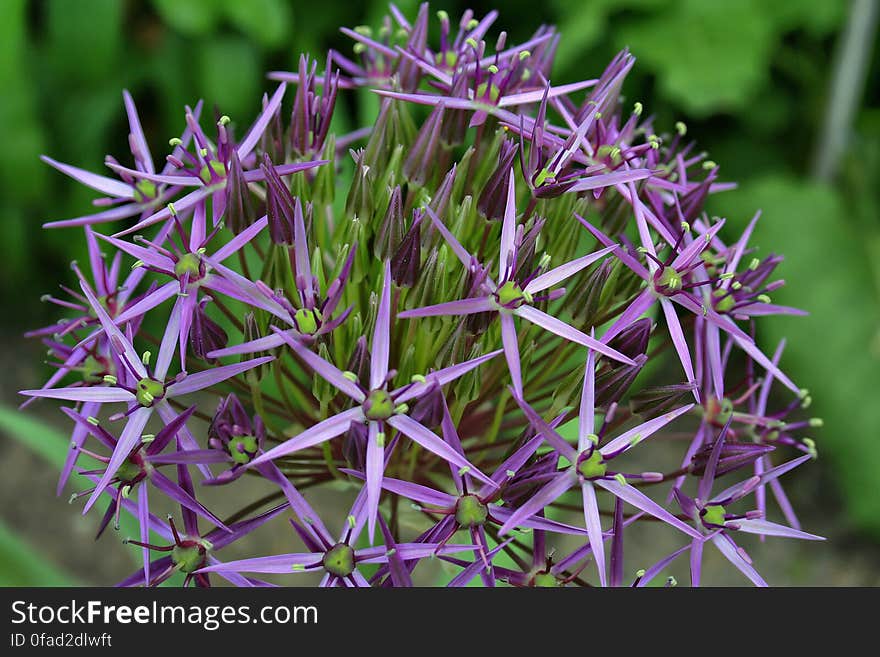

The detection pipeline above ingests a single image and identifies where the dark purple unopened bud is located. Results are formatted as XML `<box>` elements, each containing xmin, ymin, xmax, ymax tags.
<box><xmin>478</xmin><ymin>139</ymin><xmax>519</xmax><ymax>220</ymax></box>
<box><xmin>391</xmin><ymin>214</ymin><xmax>421</xmax><ymax>287</ymax></box>
<box><xmin>404</xmin><ymin>105</ymin><xmax>445</xmax><ymax>186</ymax></box>
<box><xmin>290</xmin><ymin>54</ymin><xmax>340</xmax><ymax>158</ymax></box>
<box><xmin>346</xmin><ymin>335</ymin><xmax>371</xmax><ymax>387</ymax></box>
<box><xmin>689</xmin><ymin>441</ymin><xmax>774</xmax><ymax>477</ymax></box>
<box><xmin>190</xmin><ymin>298</ymin><xmax>228</xmax><ymax>360</ymax></box>
<box><xmin>207</xmin><ymin>394</ymin><xmax>265</xmax><ymax>472</ymax></box>
<box><xmin>225</xmin><ymin>151</ymin><xmax>256</xmax><ymax>234</ymax></box>
<box><xmin>345</xmin><ymin>148</ymin><xmax>375</xmax><ymax>221</ymax></box>
<box><xmin>375</xmin><ymin>186</ymin><xmax>404</xmax><ymax>259</ymax></box>
<box><xmin>262</xmin><ymin>154</ymin><xmax>297</xmax><ymax>244</ymax></box>
<box><xmin>630</xmin><ymin>381</ymin><xmax>698</xmax><ymax>417</ymax></box>
<box><xmin>569</xmin><ymin>259</ymin><xmax>612</xmax><ymax>320</ymax></box>
<box><xmin>409</xmin><ymin>383</ymin><xmax>444</xmax><ymax>428</ymax></box>
<box><xmin>242</xmin><ymin>312</ymin><xmax>268</xmax><ymax>384</ymax></box>
<box><xmin>440</xmin><ymin>74</ymin><xmax>470</xmax><ymax>146</ymax></box>
<box><xmin>396</xmin><ymin>3</ymin><xmax>428</xmax><ymax>92</ymax></box>
<box><xmin>594</xmin><ymin>318</ymin><xmax>650</xmax><ymax>406</ymax></box>
<box><xmin>343</xmin><ymin>420</ymin><xmax>368</xmax><ymax>471</ymax></box>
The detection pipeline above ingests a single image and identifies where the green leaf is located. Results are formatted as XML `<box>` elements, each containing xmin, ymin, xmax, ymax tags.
<box><xmin>715</xmin><ymin>176</ymin><xmax>880</xmax><ymax>537</ymax></box>
<box><xmin>222</xmin><ymin>0</ymin><xmax>292</xmax><ymax>48</ymax></box>
<box><xmin>196</xmin><ymin>36</ymin><xmax>260</xmax><ymax>120</ymax></box>
<box><xmin>615</xmin><ymin>0</ymin><xmax>776</xmax><ymax>115</ymax></box>
<box><xmin>0</xmin><ymin>518</ymin><xmax>79</xmax><ymax>586</ymax></box>
<box><xmin>0</xmin><ymin>406</ymin><xmax>71</xmax><ymax>470</ymax></box>
<box><xmin>152</xmin><ymin>0</ymin><xmax>224</xmax><ymax>36</ymax></box>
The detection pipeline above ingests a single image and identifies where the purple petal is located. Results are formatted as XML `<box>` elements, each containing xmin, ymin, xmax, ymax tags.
<box><xmin>19</xmin><ymin>386</ymin><xmax>134</xmax><ymax>403</ymax></box>
<box><xmin>578</xmin><ymin>349</ymin><xmax>597</xmax><ymax>452</ymax></box>
<box><xmin>599</xmin><ymin>403</ymin><xmax>693</xmax><ymax>458</ymax></box>
<box><xmin>83</xmin><ymin>407</ymin><xmax>152</xmax><ymax>513</ymax></box>
<box><xmin>500</xmin><ymin>313</ymin><xmax>523</xmax><ymax>397</ymax></box>
<box><xmin>365</xmin><ymin>422</ymin><xmax>384</xmax><ymax>544</ymax></box>
<box><xmin>397</xmin><ymin>295</ymin><xmax>494</xmax><ymax>319</ymax></box>
<box><xmin>273</xmin><ymin>328</ymin><xmax>365</xmax><ymax>402</ymax></box>
<box><xmin>596</xmin><ymin>478</ymin><xmax>703</xmax><ymax>539</ymax></box>
<box><xmin>387</xmin><ymin>415</ymin><xmax>494</xmax><ymax>487</ymax></box>
<box><xmin>41</xmin><ymin>156</ymin><xmax>134</xmax><ymax>198</ymax></box>
<box><xmin>660</xmin><ymin>298</ymin><xmax>699</xmax><ymax>401</ymax></box>
<box><xmin>393</xmin><ymin>349</ymin><xmax>502</xmax><ymax>404</ymax></box>
<box><xmin>497</xmin><ymin>472</ymin><xmax>573</xmax><ymax>535</ymax></box>
<box><xmin>370</xmin><ymin>261</ymin><xmax>392</xmax><ymax>390</ymax></box>
<box><xmin>711</xmin><ymin>534</ymin><xmax>767</xmax><ymax>586</ymax></box>
<box><xmin>122</xmin><ymin>90</ymin><xmax>154</xmax><ymax>174</ymax></box>
<box><xmin>249</xmin><ymin>407</ymin><xmax>364</xmax><ymax>467</ymax></box>
<box><xmin>525</xmin><ymin>246</ymin><xmax>616</xmax><ymax>295</ymax></box>
<box><xmin>733</xmin><ymin>519</ymin><xmax>823</xmax><ymax>541</ymax></box>
<box><xmin>236</xmin><ymin>83</ymin><xmax>286</xmax><ymax>160</ymax></box>
<box><xmin>197</xmin><ymin>553</ymin><xmax>322</xmax><ymax>575</ymax></box>
<box><xmin>515</xmin><ymin>305</ymin><xmax>635</xmax><ymax>365</ymax></box>
<box><xmin>213</xmin><ymin>215</ymin><xmax>268</xmax><ymax>262</ymax></box>
<box><xmin>581</xmin><ymin>481</ymin><xmax>607</xmax><ymax>587</ymax></box>
<box><xmin>166</xmin><ymin>356</ymin><xmax>274</xmax><ymax>396</ymax></box>
<box><xmin>566</xmin><ymin>168</ymin><xmax>654</xmax><ymax>194</ymax></box>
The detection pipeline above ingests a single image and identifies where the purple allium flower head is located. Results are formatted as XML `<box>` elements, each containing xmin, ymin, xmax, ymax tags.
<box><xmin>22</xmin><ymin>2</ymin><xmax>824</xmax><ymax>587</ymax></box>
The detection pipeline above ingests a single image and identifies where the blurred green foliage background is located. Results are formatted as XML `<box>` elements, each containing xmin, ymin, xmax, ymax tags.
<box><xmin>0</xmin><ymin>0</ymin><xmax>877</xmax><ymax>585</ymax></box>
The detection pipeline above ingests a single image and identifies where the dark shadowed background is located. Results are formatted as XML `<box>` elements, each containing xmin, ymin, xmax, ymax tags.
<box><xmin>0</xmin><ymin>0</ymin><xmax>878</xmax><ymax>585</ymax></box>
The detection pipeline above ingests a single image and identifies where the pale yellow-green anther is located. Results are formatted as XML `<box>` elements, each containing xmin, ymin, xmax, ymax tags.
<box><xmin>803</xmin><ymin>438</ymin><xmax>818</xmax><ymax>459</ymax></box>
<box><xmin>732</xmin><ymin>281</ymin><xmax>743</xmax><ymax>290</ymax></box>
<box><xmin>410</xmin><ymin>374</ymin><xmax>427</xmax><ymax>384</ymax></box>
<box><xmin>103</xmin><ymin>375</ymin><xmax>118</xmax><ymax>385</ymax></box>
<box><xmin>636</xmin><ymin>569</ymin><xmax>646</xmax><ymax>578</ymax></box>
<box><xmin>749</xmin><ymin>257</ymin><xmax>760</xmax><ymax>270</ymax></box>
<box><xmin>218</xmin><ymin>115</ymin><xmax>231</xmax><ymax>126</ymax></box>
<box><xmin>169</xmin><ymin>137</ymin><xmax>183</xmax><ymax>147</ymax></box>
<box><xmin>394</xmin><ymin>403</ymin><xmax>409</xmax><ymax>415</ymax></box>
<box><xmin>614</xmin><ymin>473</ymin><xmax>627</xmax><ymax>485</ymax></box>
<box><xmin>586</xmin><ymin>433</ymin><xmax>599</xmax><ymax>445</ymax></box>
<box><xmin>292</xmin><ymin>564</ymin><xmax>306</xmax><ymax>571</ymax></box>
<box><xmin>87</xmin><ymin>416</ymin><xmax>100</xmax><ymax>426</ymax></box>
<box><xmin>719</xmin><ymin>272</ymin><xmax>735</xmax><ymax>280</ymax></box>
<box><xmin>488</xmin><ymin>64</ymin><xmax>499</xmax><ymax>74</ymax></box>
<box><xmin>342</xmin><ymin>371</ymin><xmax>359</xmax><ymax>382</ymax></box>
<box><xmin>466</xmin><ymin>37</ymin><xmax>478</xmax><ymax>49</ymax></box>
<box><xmin>131</xmin><ymin>260</ymin><xmax>144</xmax><ymax>269</ymax></box>
<box><xmin>634</xmin><ymin>102</ymin><xmax>643</xmax><ymax>116</ymax></box>
<box><xmin>347</xmin><ymin>514</ymin><xmax>356</xmax><ymax>528</ymax></box>
<box><xmin>141</xmin><ymin>351</ymin><xmax>151</xmax><ymax>365</ymax></box>
<box><xmin>121</xmin><ymin>485</ymin><xmax>132</xmax><ymax>499</ymax></box>
<box><xmin>667</xmin><ymin>576</ymin><xmax>677</xmax><ymax>587</ymax></box>
<box><xmin>675</xmin><ymin>121</ymin><xmax>687</xmax><ymax>136</ymax></box>
<box><xmin>353</xmin><ymin>42</ymin><xmax>366</xmax><ymax>55</ymax></box>
<box><xmin>199</xmin><ymin>148</ymin><xmax>209</xmax><ymax>157</ymax></box>
<box><xmin>681</xmin><ymin>221</ymin><xmax>690</xmax><ymax>232</ymax></box>
<box><xmin>809</xmin><ymin>418</ymin><xmax>824</xmax><ymax>427</ymax></box>
<box><xmin>519</xmin><ymin>50</ymin><xmax>531</xmax><ymax>60</ymax></box>
<box><xmin>436</xmin><ymin>10</ymin><xmax>449</xmax><ymax>21</ymax></box>
<box><xmin>458</xmin><ymin>466</ymin><xmax>471</xmax><ymax>476</ymax></box>
<box><xmin>702</xmin><ymin>160</ymin><xmax>717</xmax><ymax>170</ymax></box>
<box><xmin>757</xmin><ymin>294</ymin><xmax>771</xmax><ymax>304</ymax></box>
<box><xmin>353</xmin><ymin>25</ymin><xmax>372</xmax><ymax>36</ymax></box>
<box><xmin>376</xmin><ymin>432</ymin><xmax>386</xmax><ymax>448</ymax></box>
<box><xmin>141</xmin><ymin>434</ymin><xmax>155</xmax><ymax>443</ymax></box>
<box><xmin>167</xmin><ymin>203</ymin><xmax>177</xmax><ymax>217</ymax></box>
<box><xmin>506</xmin><ymin>469</ymin><xmax>516</xmax><ymax>478</ymax></box>
<box><xmin>466</xmin><ymin>18</ymin><xmax>479</xmax><ymax>29</ymax></box>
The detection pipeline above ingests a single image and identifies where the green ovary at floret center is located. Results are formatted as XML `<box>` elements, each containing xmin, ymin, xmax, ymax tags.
<box><xmin>322</xmin><ymin>543</ymin><xmax>355</xmax><ymax>577</ymax></box>
<box><xmin>364</xmin><ymin>389</ymin><xmax>395</xmax><ymax>420</ymax></box>
<box><xmin>495</xmin><ymin>281</ymin><xmax>531</xmax><ymax>309</ymax></box>
<box><xmin>136</xmin><ymin>377</ymin><xmax>165</xmax><ymax>407</ymax></box>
